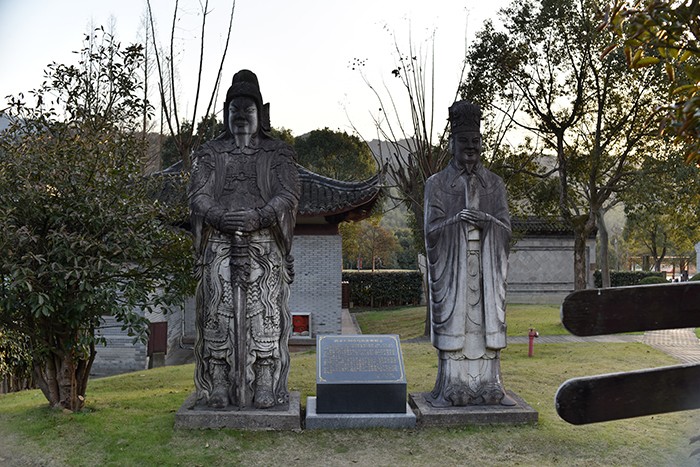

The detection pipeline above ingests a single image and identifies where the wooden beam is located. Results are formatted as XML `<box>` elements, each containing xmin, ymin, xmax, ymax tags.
<box><xmin>556</xmin><ymin>364</ymin><xmax>700</xmax><ymax>424</ymax></box>
<box><xmin>561</xmin><ymin>283</ymin><xmax>700</xmax><ymax>336</ymax></box>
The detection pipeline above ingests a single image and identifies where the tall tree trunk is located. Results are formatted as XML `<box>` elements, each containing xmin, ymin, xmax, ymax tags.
<box><xmin>33</xmin><ymin>344</ymin><xmax>96</xmax><ymax>412</ymax></box>
<box><xmin>409</xmin><ymin>200</ymin><xmax>432</xmax><ymax>337</ymax></box>
<box><xmin>596</xmin><ymin>208</ymin><xmax>610</xmax><ymax>288</ymax></box>
<box><xmin>572</xmin><ymin>214</ymin><xmax>597</xmax><ymax>290</ymax></box>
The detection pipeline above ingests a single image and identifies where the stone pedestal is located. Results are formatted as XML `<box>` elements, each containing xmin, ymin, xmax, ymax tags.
<box><xmin>174</xmin><ymin>392</ymin><xmax>301</xmax><ymax>430</ymax></box>
<box><xmin>305</xmin><ymin>396</ymin><xmax>416</xmax><ymax>430</ymax></box>
<box><xmin>409</xmin><ymin>391</ymin><xmax>538</xmax><ymax>427</ymax></box>
<box><xmin>148</xmin><ymin>352</ymin><xmax>165</xmax><ymax>369</ymax></box>
<box><xmin>306</xmin><ymin>334</ymin><xmax>415</xmax><ymax>429</ymax></box>
<box><xmin>315</xmin><ymin>335</ymin><xmax>407</xmax><ymax>414</ymax></box>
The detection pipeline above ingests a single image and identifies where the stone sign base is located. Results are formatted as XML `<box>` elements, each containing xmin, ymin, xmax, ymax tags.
<box><xmin>174</xmin><ymin>392</ymin><xmax>301</xmax><ymax>431</ymax></box>
<box><xmin>409</xmin><ymin>391</ymin><xmax>538</xmax><ymax>428</ymax></box>
<box><xmin>305</xmin><ymin>396</ymin><xmax>416</xmax><ymax>430</ymax></box>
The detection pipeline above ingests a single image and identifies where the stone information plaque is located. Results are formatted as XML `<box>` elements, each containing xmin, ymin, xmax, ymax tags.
<box><xmin>315</xmin><ymin>334</ymin><xmax>407</xmax><ymax>414</ymax></box>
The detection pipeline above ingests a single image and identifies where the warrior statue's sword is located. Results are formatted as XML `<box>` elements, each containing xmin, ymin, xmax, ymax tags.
<box><xmin>230</xmin><ymin>230</ymin><xmax>249</xmax><ymax>410</ymax></box>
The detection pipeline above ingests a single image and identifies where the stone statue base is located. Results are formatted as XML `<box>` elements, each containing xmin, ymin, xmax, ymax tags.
<box><xmin>174</xmin><ymin>391</ymin><xmax>301</xmax><ymax>430</ymax></box>
<box><xmin>408</xmin><ymin>391</ymin><xmax>537</xmax><ymax>428</ymax></box>
<box><xmin>304</xmin><ymin>397</ymin><xmax>416</xmax><ymax>430</ymax></box>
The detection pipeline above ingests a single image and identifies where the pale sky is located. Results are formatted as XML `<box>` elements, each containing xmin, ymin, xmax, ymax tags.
<box><xmin>0</xmin><ymin>0</ymin><xmax>510</xmax><ymax>139</ymax></box>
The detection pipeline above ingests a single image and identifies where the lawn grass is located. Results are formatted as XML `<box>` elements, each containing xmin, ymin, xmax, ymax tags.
<box><xmin>354</xmin><ymin>303</ymin><xmax>564</xmax><ymax>340</ymax></box>
<box><xmin>1</xmin><ymin>339</ymin><xmax>699</xmax><ymax>466</ymax></box>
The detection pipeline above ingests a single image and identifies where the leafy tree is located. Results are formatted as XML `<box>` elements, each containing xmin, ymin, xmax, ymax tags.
<box><xmin>0</xmin><ymin>29</ymin><xmax>193</xmax><ymax>411</ymax></box>
<box><xmin>340</xmin><ymin>216</ymin><xmax>400</xmax><ymax>271</ymax></box>
<box><xmin>160</xmin><ymin>114</ymin><xmax>225</xmax><ymax>169</ymax></box>
<box><xmin>294</xmin><ymin>128</ymin><xmax>377</xmax><ymax>181</ymax></box>
<box><xmin>394</xmin><ymin>228</ymin><xmax>418</xmax><ymax>269</ymax></box>
<box><xmin>339</xmin><ymin>221</ymin><xmax>363</xmax><ymax>269</ymax></box>
<box><xmin>601</xmin><ymin>0</ymin><xmax>700</xmax><ymax>161</ymax></box>
<box><xmin>271</xmin><ymin>127</ymin><xmax>295</xmax><ymax>146</ymax></box>
<box><xmin>161</xmin><ymin>120</ymin><xmax>194</xmax><ymax>169</ymax></box>
<box><xmin>195</xmin><ymin>113</ymin><xmax>225</xmax><ymax>144</ymax></box>
<box><xmin>463</xmin><ymin>0</ymin><xmax>663</xmax><ymax>289</ymax></box>
<box><xmin>0</xmin><ymin>328</ymin><xmax>34</xmax><ymax>393</ymax></box>
<box><xmin>622</xmin><ymin>145</ymin><xmax>700</xmax><ymax>271</ymax></box>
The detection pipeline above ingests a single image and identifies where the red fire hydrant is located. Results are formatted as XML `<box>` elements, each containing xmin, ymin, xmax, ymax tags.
<box><xmin>528</xmin><ymin>328</ymin><xmax>539</xmax><ymax>357</ymax></box>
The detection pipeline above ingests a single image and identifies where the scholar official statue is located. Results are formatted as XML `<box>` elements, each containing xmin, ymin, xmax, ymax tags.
<box><xmin>423</xmin><ymin>101</ymin><xmax>515</xmax><ymax>407</ymax></box>
<box><xmin>188</xmin><ymin>70</ymin><xmax>300</xmax><ymax>410</ymax></box>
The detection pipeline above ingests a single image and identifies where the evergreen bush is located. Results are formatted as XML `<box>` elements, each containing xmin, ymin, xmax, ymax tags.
<box><xmin>638</xmin><ymin>276</ymin><xmax>669</xmax><ymax>285</ymax></box>
<box><xmin>594</xmin><ymin>270</ymin><xmax>666</xmax><ymax>287</ymax></box>
<box><xmin>342</xmin><ymin>270</ymin><xmax>423</xmax><ymax>307</ymax></box>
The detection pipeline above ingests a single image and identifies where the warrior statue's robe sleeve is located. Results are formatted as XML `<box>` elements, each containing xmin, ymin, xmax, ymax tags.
<box><xmin>256</xmin><ymin>142</ymin><xmax>300</xmax><ymax>256</ymax></box>
<box><xmin>189</xmin><ymin>144</ymin><xmax>225</xmax><ymax>256</ymax></box>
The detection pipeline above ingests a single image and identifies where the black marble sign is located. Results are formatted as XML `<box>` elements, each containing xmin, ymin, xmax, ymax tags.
<box><xmin>315</xmin><ymin>334</ymin><xmax>407</xmax><ymax>414</ymax></box>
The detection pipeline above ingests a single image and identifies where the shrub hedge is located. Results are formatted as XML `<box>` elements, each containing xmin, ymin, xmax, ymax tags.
<box><xmin>638</xmin><ymin>275</ymin><xmax>669</xmax><ymax>285</ymax></box>
<box><xmin>342</xmin><ymin>270</ymin><xmax>423</xmax><ymax>307</ymax></box>
<box><xmin>594</xmin><ymin>270</ymin><xmax>666</xmax><ymax>288</ymax></box>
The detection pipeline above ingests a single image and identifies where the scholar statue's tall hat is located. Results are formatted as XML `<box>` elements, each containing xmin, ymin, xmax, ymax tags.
<box><xmin>448</xmin><ymin>101</ymin><xmax>481</xmax><ymax>133</ymax></box>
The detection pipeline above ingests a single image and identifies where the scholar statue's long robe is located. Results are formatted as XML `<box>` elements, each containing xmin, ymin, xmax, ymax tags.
<box><xmin>424</xmin><ymin>160</ymin><xmax>511</xmax><ymax>406</ymax></box>
<box><xmin>188</xmin><ymin>135</ymin><xmax>299</xmax><ymax>408</ymax></box>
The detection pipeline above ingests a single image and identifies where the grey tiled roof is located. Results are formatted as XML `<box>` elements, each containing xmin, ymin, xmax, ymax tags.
<box><xmin>296</xmin><ymin>165</ymin><xmax>381</xmax><ymax>217</ymax></box>
<box><xmin>153</xmin><ymin>161</ymin><xmax>382</xmax><ymax>219</ymax></box>
<box><xmin>512</xmin><ymin>216</ymin><xmax>572</xmax><ymax>235</ymax></box>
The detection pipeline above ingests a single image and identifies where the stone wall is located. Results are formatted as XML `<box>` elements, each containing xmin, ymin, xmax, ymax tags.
<box><xmin>507</xmin><ymin>236</ymin><xmax>596</xmax><ymax>304</ymax></box>
<box><xmin>143</xmin><ymin>300</ymin><xmax>192</xmax><ymax>355</ymax></box>
<box><xmin>92</xmin><ymin>315</ymin><xmax>147</xmax><ymax>377</ymax></box>
<box><xmin>92</xmin><ymin>299</ymin><xmax>192</xmax><ymax>377</ymax></box>
<box><xmin>288</xmin><ymin>234</ymin><xmax>343</xmax><ymax>336</ymax></box>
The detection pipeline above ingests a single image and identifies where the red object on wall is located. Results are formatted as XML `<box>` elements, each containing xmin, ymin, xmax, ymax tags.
<box><xmin>293</xmin><ymin>314</ymin><xmax>310</xmax><ymax>334</ymax></box>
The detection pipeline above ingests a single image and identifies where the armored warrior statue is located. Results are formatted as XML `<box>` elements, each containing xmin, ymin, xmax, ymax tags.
<box><xmin>424</xmin><ymin>101</ymin><xmax>515</xmax><ymax>407</ymax></box>
<box><xmin>188</xmin><ymin>70</ymin><xmax>300</xmax><ymax>409</ymax></box>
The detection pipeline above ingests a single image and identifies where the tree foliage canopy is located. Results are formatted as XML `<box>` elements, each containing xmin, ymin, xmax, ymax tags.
<box><xmin>0</xmin><ymin>28</ymin><xmax>193</xmax><ymax>411</ymax></box>
<box><xmin>463</xmin><ymin>0</ymin><xmax>663</xmax><ymax>288</ymax></box>
<box><xmin>622</xmin><ymin>145</ymin><xmax>700</xmax><ymax>270</ymax></box>
<box><xmin>294</xmin><ymin>128</ymin><xmax>377</xmax><ymax>181</ymax></box>
<box><xmin>601</xmin><ymin>0</ymin><xmax>700</xmax><ymax>161</ymax></box>
<box><xmin>339</xmin><ymin>215</ymin><xmax>401</xmax><ymax>270</ymax></box>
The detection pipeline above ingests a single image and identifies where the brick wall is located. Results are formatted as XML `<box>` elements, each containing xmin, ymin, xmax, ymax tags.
<box><xmin>92</xmin><ymin>316</ymin><xmax>148</xmax><ymax>377</ymax></box>
<box><xmin>288</xmin><ymin>234</ymin><xmax>343</xmax><ymax>336</ymax></box>
<box><xmin>92</xmin><ymin>234</ymin><xmax>344</xmax><ymax>376</ymax></box>
<box><xmin>507</xmin><ymin>236</ymin><xmax>596</xmax><ymax>304</ymax></box>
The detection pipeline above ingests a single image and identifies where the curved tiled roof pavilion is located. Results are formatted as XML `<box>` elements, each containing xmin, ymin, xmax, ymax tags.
<box><xmin>154</xmin><ymin>161</ymin><xmax>382</xmax><ymax>230</ymax></box>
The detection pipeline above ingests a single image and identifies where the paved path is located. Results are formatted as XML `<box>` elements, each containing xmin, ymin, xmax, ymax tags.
<box><xmin>341</xmin><ymin>308</ymin><xmax>361</xmax><ymax>334</ymax></box>
<box><xmin>508</xmin><ymin>334</ymin><xmax>643</xmax><ymax>344</ymax></box>
<box><xmin>513</xmin><ymin>329</ymin><xmax>700</xmax><ymax>364</ymax></box>
<box><xmin>643</xmin><ymin>328</ymin><xmax>700</xmax><ymax>364</ymax></box>
<box><xmin>342</xmin><ymin>309</ymin><xmax>700</xmax><ymax>364</ymax></box>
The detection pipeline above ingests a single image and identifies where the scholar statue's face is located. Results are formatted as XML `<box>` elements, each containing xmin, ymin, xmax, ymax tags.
<box><xmin>228</xmin><ymin>96</ymin><xmax>258</xmax><ymax>138</ymax></box>
<box><xmin>452</xmin><ymin>131</ymin><xmax>482</xmax><ymax>167</ymax></box>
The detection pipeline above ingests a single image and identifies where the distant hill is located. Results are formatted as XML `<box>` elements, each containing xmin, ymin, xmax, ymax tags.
<box><xmin>365</xmin><ymin>139</ymin><xmax>413</xmax><ymax>185</ymax></box>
